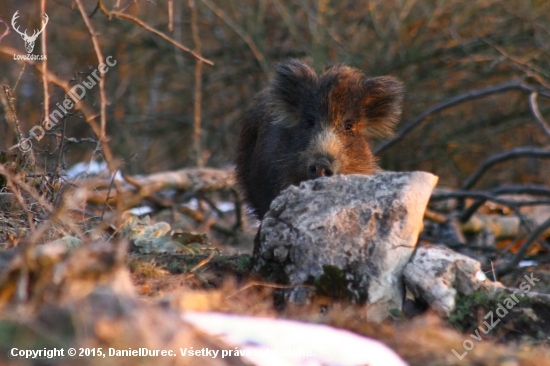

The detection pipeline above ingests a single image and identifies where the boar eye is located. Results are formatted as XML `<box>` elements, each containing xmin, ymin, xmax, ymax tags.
<box><xmin>306</xmin><ymin>117</ymin><xmax>315</xmax><ymax>128</ymax></box>
<box><xmin>344</xmin><ymin>121</ymin><xmax>353</xmax><ymax>132</ymax></box>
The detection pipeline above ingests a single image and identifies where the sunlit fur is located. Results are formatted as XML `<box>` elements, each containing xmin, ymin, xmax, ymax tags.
<box><xmin>236</xmin><ymin>59</ymin><xmax>404</xmax><ymax>219</ymax></box>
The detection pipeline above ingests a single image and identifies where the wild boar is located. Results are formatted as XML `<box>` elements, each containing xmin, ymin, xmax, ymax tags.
<box><xmin>236</xmin><ymin>59</ymin><xmax>404</xmax><ymax>219</ymax></box>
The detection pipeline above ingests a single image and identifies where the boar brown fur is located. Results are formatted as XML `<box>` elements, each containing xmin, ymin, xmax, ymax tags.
<box><xmin>236</xmin><ymin>59</ymin><xmax>404</xmax><ymax>219</ymax></box>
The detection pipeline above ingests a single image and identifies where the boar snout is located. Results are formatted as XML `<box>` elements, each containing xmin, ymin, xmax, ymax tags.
<box><xmin>307</xmin><ymin>158</ymin><xmax>334</xmax><ymax>179</ymax></box>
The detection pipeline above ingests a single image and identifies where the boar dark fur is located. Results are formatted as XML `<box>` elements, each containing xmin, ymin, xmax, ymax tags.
<box><xmin>236</xmin><ymin>59</ymin><xmax>404</xmax><ymax>219</ymax></box>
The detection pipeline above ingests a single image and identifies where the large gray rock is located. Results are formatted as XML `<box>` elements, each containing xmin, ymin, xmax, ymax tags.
<box><xmin>252</xmin><ymin>172</ymin><xmax>438</xmax><ymax>321</ymax></box>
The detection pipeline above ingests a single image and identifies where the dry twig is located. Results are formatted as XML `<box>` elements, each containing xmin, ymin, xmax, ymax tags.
<box><xmin>480</xmin><ymin>35</ymin><xmax>550</xmax><ymax>90</ymax></box>
<box><xmin>199</xmin><ymin>0</ymin><xmax>267</xmax><ymax>72</ymax></box>
<box><xmin>0</xmin><ymin>164</ymin><xmax>84</xmax><ymax>242</ymax></box>
<box><xmin>461</xmin><ymin>147</ymin><xmax>550</xmax><ymax>190</ymax></box>
<box><xmin>0</xmin><ymin>46</ymin><xmax>118</xmax><ymax>173</ymax></box>
<box><xmin>529</xmin><ymin>92</ymin><xmax>550</xmax><ymax>139</ymax></box>
<box><xmin>0</xmin><ymin>14</ymin><xmax>9</xmax><ymax>42</ymax></box>
<box><xmin>497</xmin><ymin>216</ymin><xmax>550</xmax><ymax>275</ymax></box>
<box><xmin>86</xmin><ymin>167</ymin><xmax>235</xmax><ymax>212</ymax></box>
<box><xmin>189</xmin><ymin>0</ymin><xmax>204</xmax><ymax>167</ymax></box>
<box><xmin>168</xmin><ymin>0</ymin><xmax>174</xmax><ymax>32</ymax></box>
<box><xmin>74</xmin><ymin>0</ymin><xmax>107</xmax><ymax>138</ymax></box>
<box><xmin>41</xmin><ymin>0</ymin><xmax>50</xmax><ymax>140</ymax></box>
<box><xmin>74</xmin><ymin>0</ymin><xmax>127</xmax><ymax>225</ymax></box>
<box><xmin>2</xmin><ymin>86</ymin><xmax>24</xmax><ymax>143</ymax></box>
<box><xmin>226</xmin><ymin>281</ymin><xmax>312</xmax><ymax>299</ymax></box>
<box><xmin>98</xmin><ymin>0</ymin><xmax>214</xmax><ymax>66</ymax></box>
<box><xmin>375</xmin><ymin>82</ymin><xmax>550</xmax><ymax>155</ymax></box>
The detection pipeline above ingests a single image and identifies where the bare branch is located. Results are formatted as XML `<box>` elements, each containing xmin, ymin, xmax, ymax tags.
<box><xmin>3</xmin><ymin>176</ymin><xmax>36</xmax><ymax>234</ymax></box>
<box><xmin>98</xmin><ymin>0</ymin><xmax>214</xmax><ymax>66</ymax></box>
<box><xmin>0</xmin><ymin>15</ymin><xmax>10</xmax><ymax>42</ymax></box>
<box><xmin>199</xmin><ymin>0</ymin><xmax>267</xmax><ymax>73</ymax></box>
<box><xmin>189</xmin><ymin>0</ymin><xmax>203</xmax><ymax>167</ymax></box>
<box><xmin>431</xmin><ymin>189</ymin><xmax>550</xmax><ymax>231</ymax></box>
<box><xmin>491</xmin><ymin>185</ymin><xmax>550</xmax><ymax>197</ymax></box>
<box><xmin>74</xmin><ymin>0</ymin><xmax>107</xmax><ymax>138</ymax></box>
<box><xmin>84</xmin><ymin>168</ymin><xmax>235</xmax><ymax>211</ymax></box>
<box><xmin>88</xmin><ymin>1</ymin><xmax>100</xmax><ymax>18</ymax></box>
<box><xmin>168</xmin><ymin>0</ymin><xmax>174</xmax><ymax>32</ymax></box>
<box><xmin>459</xmin><ymin>185</ymin><xmax>550</xmax><ymax>223</ymax></box>
<box><xmin>431</xmin><ymin>190</ymin><xmax>546</xmax><ymax>258</ymax></box>
<box><xmin>0</xmin><ymin>45</ymin><xmax>118</xmax><ymax>171</ymax></box>
<box><xmin>497</xmin><ymin>216</ymin><xmax>550</xmax><ymax>275</ymax></box>
<box><xmin>461</xmin><ymin>147</ymin><xmax>550</xmax><ymax>190</ymax></box>
<box><xmin>374</xmin><ymin>82</ymin><xmax>550</xmax><ymax>155</ymax></box>
<box><xmin>0</xmin><ymin>164</ymin><xmax>83</xmax><ymax>239</ymax></box>
<box><xmin>2</xmin><ymin>86</ymin><xmax>35</xmax><ymax>166</ymax></box>
<box><xmin>41</xmin><ymin>0</ymin><xmax>50</xmax><ymax>153</ymax></box>
<box><xmin>43</xmin><ymin>133</ymin><xmax>98</xmax><ymax>145</ymax></box>
<box><xmin>529</xmin><ymin>92</ymin><xmax>550</xmax><ymax>139</ymax></box>
<box><xmin>13</xmin><ymin>63</ymin><xmax>26</xmax><ymax>92</ymax></box>
<box><xmin>2</xmin><ymin>86</ymin><xmax>24</xmax><ymax>142</ymax></box>
<box><xmin>419</xmin><ymin>234</ymin><xmax>498</xmax><ymax>253</ymax></box>
<box><xmin>479</xmin><ymin>35</ymin><xmax>550</xmax><ymax>90</ymax></box>
<box><xmin>431</xmin><ymin>190</ymin><xmax>525</xmax><ymax>208</ymax></box>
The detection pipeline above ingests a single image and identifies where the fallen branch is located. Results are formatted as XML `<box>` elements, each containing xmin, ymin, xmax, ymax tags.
<box><xmin>75</xmin><ymin>0</ymin><xmax>107</xmax><ymax>137</ymax></box>
<box><xmin>44</xmin><ymin>133</ymin><xmax>98</xmax><ymax>145</ymax></box>
<box><xmin>491</xmin><ymin>185</ymin><xmax>550</xmax><ymax>197</ymax></box>
<box><xmin>419</xmin><ymin>234</ymin><xmax>497</xmax><ymax>253</ymax></box>
<box><xmin>496</xmin><ymin>216</ymin><xmax>550</xmax><ymax>275</ymax></box>
<box><xmin>431</xmin><ymin>190</ymin><xmax>540</xmax><ymax>208</ymax></box>
<box><xmin>85</xmin><ymin>167</ymin><xmax>235</xmax><ymax>211</ymax></box>
<box><xmin>458</xmin><ymin>185</ymin><xmax>550</xmax><ymax>223</ymax></box>
<box><xmin>461</xmin><ymin>213</ymin><xmax>520</xmax><ymax>240</ymax></box>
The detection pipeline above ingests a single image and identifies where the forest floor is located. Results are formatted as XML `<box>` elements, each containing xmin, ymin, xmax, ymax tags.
<box><xmin>1</xmin><ymin>203</ymin><xmax>550</xmax><ymax>366</ymax></box>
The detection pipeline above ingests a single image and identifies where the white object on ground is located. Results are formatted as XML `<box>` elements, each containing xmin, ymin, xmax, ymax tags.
<box><xmin>182</xmin><ymin>311</ymin><xmax>408</xmax><ymax>366</ymax></box>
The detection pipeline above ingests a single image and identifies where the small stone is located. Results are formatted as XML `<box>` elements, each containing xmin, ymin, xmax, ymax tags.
<box><xmin>403</xmin><ymin>246</ymin><xmax>489</xmax><ymax>317</ymax></box>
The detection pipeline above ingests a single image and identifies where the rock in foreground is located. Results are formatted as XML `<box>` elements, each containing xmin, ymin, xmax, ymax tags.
<box><xmin>252</xmin><ymin>172</ymin><xmax>438</xmax><ymax>321</ymax></box>
<box><xmin>404</xmin><ymin>246</ymin><xmax>491</xmax><ymax>317</ymax></box>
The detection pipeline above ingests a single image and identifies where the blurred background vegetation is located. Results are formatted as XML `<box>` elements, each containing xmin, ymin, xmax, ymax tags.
<box><xmin>1</xmin><ymin>4</ymin><xmax>550</xmax><ymax>363</ymax></box>
<box><xmin>0</xmin><ymin>0</ymin><xmax>549</xmax><ymax>188</ymax></box>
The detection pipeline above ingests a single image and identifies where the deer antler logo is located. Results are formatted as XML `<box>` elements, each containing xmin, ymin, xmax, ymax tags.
<box><xmin>11</xmin><ymin>11</ymin><xmax>48</xmax><ymax>54</ymax></box>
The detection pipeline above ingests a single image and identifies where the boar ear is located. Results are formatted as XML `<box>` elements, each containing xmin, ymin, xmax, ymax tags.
<box><xmin>269</xmin><ymin>59</ymin><xmax>318</xmax><ymax>124</ymax></box>
<box><xmin>362</xmin><ymin>76</ymin><xmax>404</xmax><ymax>136</ymax></box>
